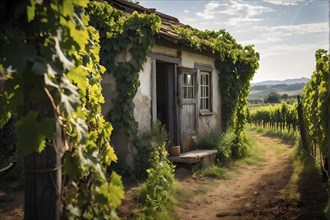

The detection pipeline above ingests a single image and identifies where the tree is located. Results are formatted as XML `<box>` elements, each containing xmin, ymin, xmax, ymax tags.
<box><xmin>263</xmin><ymin>92</ymin><xmax>281</xmax><ymax>103</ymax></box>
<box><xmin>281</xmin><ymin>93</ymin><xmax>289</xmax><ymax>100</ymax></box>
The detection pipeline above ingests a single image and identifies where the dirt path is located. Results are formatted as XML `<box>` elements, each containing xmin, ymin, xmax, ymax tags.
<box><xmin>175</xmin><ymin>132</ymin><xmax>303</xmax><ymax>220</ymax></box>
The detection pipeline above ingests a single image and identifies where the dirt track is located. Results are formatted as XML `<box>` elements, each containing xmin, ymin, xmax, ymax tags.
<box><xmin>175</xmin><ymin>132</ymin><xmax>327</xmax><ymax>220</ymax></box>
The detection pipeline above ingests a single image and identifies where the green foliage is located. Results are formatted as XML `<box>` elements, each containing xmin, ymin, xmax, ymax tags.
<box><xmin>229</xmin><ymin>130</ymin><xmax>251</xmax><ymax>160</ymax></box>
<box><xmin>263</xmin><ymin>92</ymin><xmax>281</xmax><ymax>103</ymax></box>
<box><xmin>133</xmin><ymin>121</ymin><xmax>169</xmax><ymax>177</ymax></box>
<box><xmin>196</xmin><ymin>130</ymin><xmax>221</xmax><ymax>150</ymax></box>
<box><xmin>0</xmin><ymin>117</ymin><xmax>15</xmax><ymax>157</ymax></box>
<box><xmin>197</xmin><ymin>129</ymin><xmax>251</xmax><ymax>163</ymax></box>
<box><xmin>87</xmin><ymin>2</ymin><xmax>161</xmax><ymax>136</ymax></box>
<box><xmin>249</xmin><ymin>102</ymin><xmax>299</xmax><ymax>133</ymax></box>
<box><xmin>301</xmin><ymin>49</ymin><xmax>329</xmax><ymax>157</ymax></box>
<box><xmin>249</xmin><ymin>125</ymin><xmax>298</xmax><ymax>146</ymax></box>
<box><xmin>0</xmin><ymin>0</ymin><xmax>124</xmax><ymax>218</ymax></box>
<box><xmin>15</xmin><ymin>111</ymin><xmax>55</xmax><ymax>155</ymax></box>
<box><xmin>134</xmin><ymin>143</ymin><xmax>175</xmax><ymax>220</ymax></box>
<box><xmin>198</xmin><ymin>165</ymin><xmax>230</xmax><ymax>179</ymax></box>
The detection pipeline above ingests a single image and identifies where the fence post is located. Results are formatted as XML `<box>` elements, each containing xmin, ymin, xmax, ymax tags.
<box><xmin>296</xmin><ymin>95</ymin><xmax>309</xmax><ymax>153</ymax></box>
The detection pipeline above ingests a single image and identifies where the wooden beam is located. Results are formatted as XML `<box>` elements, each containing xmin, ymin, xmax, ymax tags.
<box><xmin>194</xmin><ymin>63</ymin><xmax>213</xmax><ymax>72</ymax></box>
<box><xmin>151</xmin><ymin>52</ymin><xmax>181</xmax><ymax>65</ymax></box>
<box><xmin>151</xmin><ymin>59</ymin><xmax>157</xmax><ymax>123</ymax></box>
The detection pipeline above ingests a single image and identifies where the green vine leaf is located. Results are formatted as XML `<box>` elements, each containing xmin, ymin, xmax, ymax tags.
<box><xmin>67</xmin><ymin>66</ymin><xmax>88</xmax><ymax>94</ymax></box>
<box><xmin>15</xmin><ymin>111</ymin><xmax>55</xmax><ymax>156</ymax></box>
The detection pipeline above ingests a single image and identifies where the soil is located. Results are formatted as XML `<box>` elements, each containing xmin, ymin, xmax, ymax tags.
<box><xmin>174</xmin><ymin>132</ymin><xmax>327</xmax><ymax>220</ymax></box>
<box><xmin>0</xmin><ymin>132</ymin><xmax>327</xmax><ymax>219</ymax></box>
<box><xmin>0</xmin><ymin>179</ymin><xmax>24</xmax><ymax>220</ymax></box>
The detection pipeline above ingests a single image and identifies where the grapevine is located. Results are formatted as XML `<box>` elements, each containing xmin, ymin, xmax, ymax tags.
<box><xmin>0</xmin><ymin>0</ymin><xmax>123</xmax><ymax>218</ymax></box>
<box><xmin>248</xmin><ymin>103</ymin><xmax>298</xmax><ymax>132</ymax></box>
<box><xmin>301</xmin><ymin>49</ymin><xmax>329</xmax><ymax>159</ymax></box>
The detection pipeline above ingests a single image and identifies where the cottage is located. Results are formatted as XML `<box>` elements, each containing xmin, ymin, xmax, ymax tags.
<box><xmin>101</xmin><ymin>0</ymin><xmax>221</xmax><ymax>168</ymax></box>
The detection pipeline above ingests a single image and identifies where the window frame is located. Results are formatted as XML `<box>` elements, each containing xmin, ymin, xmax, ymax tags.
<box><xmin>195</xmin><ymin>63</ymin><xmax>213</xmax><ymax>115</ymax></box>
<box><xmin>200</xmin><ymin>71</ymin><xmax>211</xmax><ymax>112</ymax></box>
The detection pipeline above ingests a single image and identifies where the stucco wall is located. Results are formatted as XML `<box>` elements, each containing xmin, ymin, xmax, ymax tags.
<box><xmin>151</xmin><ymin>44</ymin><xmax>177</xmax><ymax>57</ymax></box>
<box><xmin>133</xmin><ymin>57</ymin><xmax>152</xmax><ymax>133</ymax></box>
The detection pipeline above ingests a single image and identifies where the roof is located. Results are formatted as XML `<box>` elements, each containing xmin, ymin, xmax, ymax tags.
<box><xmin>109</xmin><ymin>0</ymin><xmax>210</xmax><ymax>51</ymax></box>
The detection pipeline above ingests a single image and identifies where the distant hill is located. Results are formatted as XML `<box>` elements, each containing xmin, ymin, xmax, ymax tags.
<box><xmin>249</xmin><ymin>77</ymin><xmax>310</xmax><ymax>100</ymax></box>
<box><xmin>252</xmin><ymin>77</ymin><xmax>310</xmax><ymax>86</ymax></box>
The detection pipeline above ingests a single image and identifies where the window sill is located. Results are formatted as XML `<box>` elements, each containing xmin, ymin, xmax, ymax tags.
<box><xmin>199</xmin><ymin>111</ymin><xmax>213</xmax><ymax>116</ymax></box>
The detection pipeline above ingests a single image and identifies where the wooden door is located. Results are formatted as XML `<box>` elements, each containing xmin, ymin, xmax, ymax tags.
<box><xmin>179</xmin><ymin>68</ymin><xmax>197</xmax><ymax>152</ymax></box>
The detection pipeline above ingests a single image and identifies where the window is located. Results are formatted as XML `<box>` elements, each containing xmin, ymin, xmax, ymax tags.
<box><xmin>182</xmin><ymin>73</ymin><xmax>195</xmax><ymax>99</ymax></box>
<box><xmin>200</xmin><ymin>71</ymin><xmax>211</xmax><ymax>111</ymax></box>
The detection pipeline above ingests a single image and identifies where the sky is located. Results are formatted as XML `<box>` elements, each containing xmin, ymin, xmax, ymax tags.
<box><xmin>138</xmin><ymin>0</ymin><xmax>329</xmax><ymax>83</ymax></box>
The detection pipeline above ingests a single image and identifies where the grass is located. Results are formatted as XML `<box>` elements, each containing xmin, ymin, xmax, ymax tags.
<box><xmin>197</xmin><ymin>165</ymin><xmax>231</xmax><ymax>179</ymax></box>
<box><xmin>249</xmin><ymin>125</ymin><xmax>328</xmax><ymax>218</ymax></box>
<box><xmin>248</xmin><ymin>125</ymin><xmax>298</xmax><ymax>146</ymax></box>
<box><xmin>236</xmin><ymin>134</ymin><xmax>267</xmax><ymax>167</ymax></box>
<box><xmin>192</xmin><ymin>187</ymin><xmax>208</xmax><ymax>195</ymax></box>
<box><xmin>173</xmin><ymin>182</ymin><xmax>194</xmax><ymax>204</ymax></box>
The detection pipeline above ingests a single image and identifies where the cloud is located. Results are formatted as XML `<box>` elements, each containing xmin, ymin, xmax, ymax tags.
<box><xmin>267</xmin><ymin>22</ymin><xmax>328</xmax><ymax>36</ymax></box>
<box><xmin>196</xmin><ymin>1</ymin><xmax>221</xmax><ymax>20</ymax></box>
<box><xmin>183</xmin><ymin>10</ymin><xmax>189</xmax><ymax>13</ymax></box>
<box><xmin>240</xmin><ymin>36</ymin><xmax>283</xmax><ymax>45</ymax></box>
<box><xmin>225</xmin><ymin>17</ymin><xmax>263</xmax><ymax>26</ymax></box>
<box><xmin>239</xmin><ymin>22</ymin><xmax>328</xmax><ymax>44</ymax></box>
<box><xmin>219</xmin><ymin>0</ymin><xmax>273</xmax><ymax>17</ymax></box>
<box><xmin>196</xmin><ymin>0</ymin><xmax>273</xmax><ymax>26</ymax></box>
<box><xmin>261</xmin><ymin>41</ymin><xmax>328</xmax><ymax>57</ymax></box>
<box><xmin>263</xmin><ymin>0</ymin><xmax>312</xmax><ymax>6</ymax></box>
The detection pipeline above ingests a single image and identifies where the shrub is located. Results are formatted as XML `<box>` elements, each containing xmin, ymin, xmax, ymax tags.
<box><xmin>197</xmin><ymin>129</ymin><xmax>251</xmax><ymax>164</ymax></box>
<box><xmin>196</xmin><ymin>130</ymin><xmax>221</xmax><ymax>150</ymax></box>
<box><xmin>134</xmin><ymin>143</ymin><xmax>175</xmax><ymax>219</ymax></box>
<box><xmin>230</xmin><ymin>131</ymin><xmax>251</xmax><ymax>160</ymax></box>
<box><xmin>133</xmin><ymin>121</ymin><xmax>168</xmax><ymax>178</ymax></box>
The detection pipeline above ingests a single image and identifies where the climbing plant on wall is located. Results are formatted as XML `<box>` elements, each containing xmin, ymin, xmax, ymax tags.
<box><xmin>87</xmin><ymin>2</ymin><xmax>161</xmax><ymax>136</ymax></box>
<box><xmin>175</xmin><ymin>28</ymin><xmax>259</xmax><ymax>144</ymax></box>
<box><xmin>0</xmin><ymin>0</ymin><xmax>123</xmax><ymax>218</ymax></box>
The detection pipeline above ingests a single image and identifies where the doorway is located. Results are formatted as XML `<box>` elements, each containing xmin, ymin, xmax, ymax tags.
<box><xmin>156</xmin><ymin>61</ymin><xmax>177</xmax><ymax>146</ymax></box>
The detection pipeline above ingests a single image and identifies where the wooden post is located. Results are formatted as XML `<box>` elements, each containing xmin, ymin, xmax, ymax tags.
<box><xmin>24</xmin><ymin>146</ymin><xmax>59</xmax><ymax>220</ymax></box>
<box><xmin>327</xmin><ymin>64</ymin><xmax>330</xmax><ymax>178</ymax></box>
<box><xmin>297</xmin><ymin>95</ymin><xmax>309</xmax><ymax>153</ymax></box>
<box><xmin>151</xmin><ymin>59</ymin><xmax>157</xmax><ymax>124</ymax></box>
<box><xmin>24</xmin><ymin>119</ymin><xmax>64</xmax><ymax>220</ymax></box>
<box><xmin>23</xmin><ymin>84</ymin><xmax>63</xmax><ymax>220</ymax></box>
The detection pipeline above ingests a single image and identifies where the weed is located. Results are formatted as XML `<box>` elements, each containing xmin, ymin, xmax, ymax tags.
<box><xmin>173</xmin><ymin>182</ymin><xmax>193</xmax><ymax>204</ymax></box>
<box><xmin>196</xmin><ymin>130</ymin><xmax>221</xmax><ymax>150</ymax></box>
<box><xmin>133</xmin><ymin>143</ymin><xmax>175</xmax><ymax>220</ymax></box>
<box><xmin>197</xmin><ymin>129</ymin><xmax>252</xmax><ymax>164</ymax></box>
<box><xmin>247</xmin><ymin>125</ymin><xmax>298</xmax><ymax>146</ymax></box>
<box><xmin>133</xmin><ymin>121</ymin><xmax>168</xmax><ymax>178</ymax></box>
<box><xmin>197</xmin><ymin>165</ymin><xmax>230</xmax><ymax>179</ymax></box>
<box><xmin>193</xmin><ymin>187</ymin><xmax>208</xmax><ymax>195</ymax></box>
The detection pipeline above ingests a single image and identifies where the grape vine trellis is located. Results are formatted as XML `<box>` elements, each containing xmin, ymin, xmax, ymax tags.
<box><xmin>0</xmin><ymin>0</ymin><xmax>123</xmax><ymax>218</ymax></box>
<box><xmin>301</xmin><ymin>49</ymin><xmax>329</xmax><ymax>165</ymax></box>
